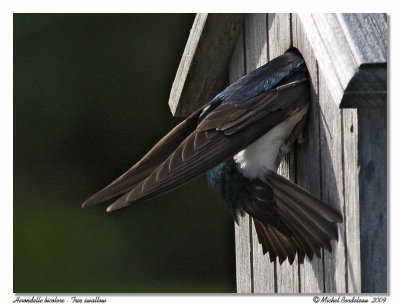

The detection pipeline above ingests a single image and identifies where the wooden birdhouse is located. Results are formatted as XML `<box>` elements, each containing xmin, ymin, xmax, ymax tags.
<box><xmin>168</xmin><ymin>13</ymin><xmax>387</xmax><ymax>293</ymax></box>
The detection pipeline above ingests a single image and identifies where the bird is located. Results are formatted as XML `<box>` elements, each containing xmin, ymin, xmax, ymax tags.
<box><xmin>82</xmin><ymin>49</ymin><xmax>342</xmax><ymax>265</ymax></box>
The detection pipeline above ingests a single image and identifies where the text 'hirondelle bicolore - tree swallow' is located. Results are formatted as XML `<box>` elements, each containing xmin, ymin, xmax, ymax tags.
<box><xmin>82</xmin><ymin>50</ymin><xmax>343</xmax><ymax>265</ymax></box>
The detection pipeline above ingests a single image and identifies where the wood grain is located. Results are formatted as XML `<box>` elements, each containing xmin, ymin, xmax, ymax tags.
<box><xmin>168</xmin><ymin>13</ymin><xmax>245</xmax><ymax>117</ymax></box>
<box><xmin>342</xmin><ymin>108</ymin><xmax>361</xmax><ymax>293</ymax></box>
<box><xmin>318</xmin><ymin>73</ymin><xmax>347</xmax><ymax>293</ymax></box>
<box><xmin>296</xmin><ymin>14</ymin><xmax>387</xmax><ymax>108</ymax></box>
<box><xmin>230</xmin><ymin>31</ymin><xmax>253</xmax><ymax>294</ymax></box>
<box><xmin>292</xmin><ymin>14</ymin><xmax>325</xmax><ymax>293</ymax></box>
<box><xmin>244</xmin><ymin>13</ymin><xmax>276</xmax><ymax>293</ymax></box>
<box><xmin>268</xmin><ymin>13</ymin><xmax>300</xmax><ymax>293</ymax></box>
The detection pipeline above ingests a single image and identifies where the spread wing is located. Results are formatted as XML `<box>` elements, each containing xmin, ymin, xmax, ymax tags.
<box><xmin>106</xmin><ymin>76</ymin><xmax>310</xmax><ymax>212</ymax></box>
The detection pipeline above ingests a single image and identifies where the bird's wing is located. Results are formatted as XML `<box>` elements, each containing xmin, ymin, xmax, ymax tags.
<box><xmin>106</xmin><ymin>77</ymin><xmax>310</xmax><ymax>212</ymax></box>
<box><xmin>82</xmin><ymin>50</ymin><xmax>308</xmax><ymax>209</ymax></box>
<box><xmin>82</xmin><ymin>107</ymin><xmax>204</xmax><ymax>207</ymax></box>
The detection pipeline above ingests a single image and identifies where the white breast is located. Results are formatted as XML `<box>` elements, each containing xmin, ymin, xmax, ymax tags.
<box><xmin>233</xmin><ymin>104</ymin><xmax>309</xmax><ymax>179</ymax></box>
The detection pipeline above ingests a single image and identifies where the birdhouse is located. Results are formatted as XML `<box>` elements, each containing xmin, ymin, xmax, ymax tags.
<box><xmin>168</xmin><ymin>13</ymin><xmax>387</xmax><ymax>294</ymax></box>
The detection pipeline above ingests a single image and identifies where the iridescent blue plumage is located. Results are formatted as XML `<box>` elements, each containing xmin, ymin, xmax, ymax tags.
<box><xmin>206</xmin><ymin>159</ymin><xmax>253</xmax><ymax>218</ymax></box>
<box><xmin>209</xmin><ymin>51</ymin><xmax>304</xmax><ymax>105</ymax></box>
<box><xmin>199</xmin><ymin>51</ymin><xmax>305</xmax><ymax>126</ymax></box>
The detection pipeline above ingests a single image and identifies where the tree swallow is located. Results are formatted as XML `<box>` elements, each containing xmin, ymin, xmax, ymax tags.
<box><xmin>82</xmin><ymin>50</ymin><xmax>342</xmax><ymax>265</ymax></box>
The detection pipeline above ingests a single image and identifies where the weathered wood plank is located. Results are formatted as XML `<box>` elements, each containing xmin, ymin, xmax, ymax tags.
<box><xmin>337</xmin><ymin>14</ymin><xmax>387</xmax><ymax>64</ymax></box>
<box><xmin>245</xmin><ymin>13</ymin><xmax>268</xmax><ymax>71</ymax></box>
<box><xmin>229</xmin><ymin>30</ymin><xmax>245</xmax><ymax>86</ymax></box>
<box><xmin>168</xmin><ymin>14</ymin><xmax>207</xmax><ymax>117</ymax></box>
<box><xmin>298</xmin><ymin>13</ymin><xmax>356</xmax><ymax>108</ymax></box>
<box><xmin>267</xmin><ymin>13</ymin><xmax>292</xmax><ymax>60</ymax></box>
<box><xmin>244</xmin><ymin>13</ymin><xmax>275</xmax><ymax>293</ymax></box>
<box><xmin>342</xmin><ymin>108</ymin><xmax>361</xmax><ymax>293</ymax></box>
<box><xmin>268</xmin><ymin>13</ymin><xmax>300</xmax><ymax>293</ymax></box>
<box><xmin>275</xmin><ymin>257</ymin><xmax>299</xmax><ymax>294</ymax></box>
<box><xmin>292</xmin><ymin>13</ymin><xmax>325</xmax><ymax>293</ymax></box>
<box><xmin>318</xmin><ymin>74</ymin><xmax>347</xmax><ymax>293</ymax></box>
<box><xmin>358</xmin><ymin>106</ymin><xmax>387</xmax><ymax>293</ymax></box>
<box><xmin>231</xmin><ymin>31</ymin><xmax>253</xmax><ymax>294</ymax></box>
<box><xmin>296</xmin><ymin>13</ymin><xmax>387</xmax><ymax>108</ymax></box>
<box><xmin>235</xmin><ymin>214</ymin><xmax>253</xmax><ymax>293</ymax></box>
<box><xmin>168</xmin><ymin>13</ymin><xmax>245</xmax><ymax>117</ymax></box>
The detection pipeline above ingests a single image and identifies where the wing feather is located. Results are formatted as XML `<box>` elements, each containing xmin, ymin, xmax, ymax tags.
<box><xmin>82</xmin><ymin>107</ymin><xmax>203</xmax><ymax>207</ymax></box>
<box><xmin>107</xmin><ymin>115</ymin><xmax>298</xmax><ymax>211</ymax></box>
<box><xmin>83</xmin><ymin>50</ymin><xmax>310</xmax><ymax>211</ymax></box>
<box><xmin>106</xmin><ymin>81</ymin><xmax>309</xmax><ymax>212</ymax></box>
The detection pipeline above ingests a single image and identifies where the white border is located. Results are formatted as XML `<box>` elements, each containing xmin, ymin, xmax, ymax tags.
<box><xmin>2</xmin><ymin>1</ymin><xmax>398</xmax><ymax>305</ymax></box>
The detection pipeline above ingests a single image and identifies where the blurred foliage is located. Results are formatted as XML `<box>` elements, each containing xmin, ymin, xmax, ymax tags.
<box><xmin>14</xmin><ymin>13</ymin><xmax>236</xmax><ymax>293</ymax></box>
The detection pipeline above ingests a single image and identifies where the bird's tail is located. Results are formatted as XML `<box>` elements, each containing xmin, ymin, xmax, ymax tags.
<box><xmin>248</xmin><ymin>170</ymin><xmax>342</xmax><ymax>265</ymax></box>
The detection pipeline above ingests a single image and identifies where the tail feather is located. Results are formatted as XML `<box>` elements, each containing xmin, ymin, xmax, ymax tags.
<box><xmin>254</xmin><ymin>217</ymin><xmax>303</xmax><ymax>265</ymax></box>
<box><xmin>276</xmin><ymin>199</ymin><xmax>322</xmax><ymax>259</ymax></box>
<box><xmin>275</xmin><ymin>198</ymin><xmax>328</xmax><ymax>256</ymax></box>
<box><xmin>254</xmin><ymin>218</ymin><xmax>277</xmax><ymax>262</ymax></box>
<box><xmin>272</xmin><ymin>183</ymin><xmax>339</xmax><ymax>241</ymax></box>
<box><xmin>266</xmin><ymin>170</ymin><xmax>342</xmax><ymax>223</ymax></box>
<box><xmin>274</xmin><ymin>191</ymin><xmax>335</xmax><ymax>251</ymax></box>
<box><xmin>246</xmin><ymin>171</ymin><xmax>342</xmax><ymax>264</ymax></box>
<box><xmin>269</xmin><ymin>226</ymin><xmax>297</xmax><ymax>264</ymax></box>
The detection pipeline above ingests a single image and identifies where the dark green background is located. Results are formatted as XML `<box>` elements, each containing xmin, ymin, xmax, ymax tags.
<box><xmin>14</xmin><ymin>13</ymin><xmax>236</xmax><ymax>293</ymax></box>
